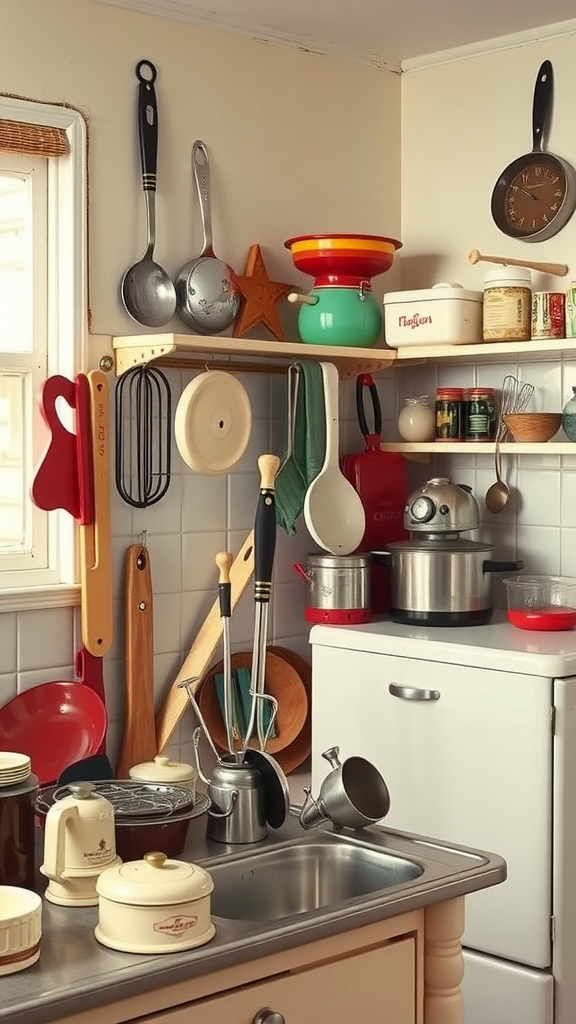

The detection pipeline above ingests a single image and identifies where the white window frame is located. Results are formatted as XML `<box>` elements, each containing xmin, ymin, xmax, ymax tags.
<box><xmin>0</xmin><ymin>98</ymin><xmax>87</xmax><ymax>612</ymax></box>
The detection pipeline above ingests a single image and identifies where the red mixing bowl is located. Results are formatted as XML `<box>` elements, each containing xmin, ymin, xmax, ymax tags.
<box><xmin>284</xmin><ymin>233</ymin><xmax>402</xmax><ymax>285</ymax></box>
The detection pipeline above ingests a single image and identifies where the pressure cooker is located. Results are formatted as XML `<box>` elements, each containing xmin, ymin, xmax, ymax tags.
<box><xmin>374</xmin><ymin>477</ymin><xmax>523</xmax><ymax>626</ymax></box>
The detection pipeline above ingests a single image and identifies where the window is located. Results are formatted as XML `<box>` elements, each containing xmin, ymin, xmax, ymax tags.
<box><xmin>0</xmin><ymin>98</ymin><xmax>87</xmax><ymax>609</ymax></box>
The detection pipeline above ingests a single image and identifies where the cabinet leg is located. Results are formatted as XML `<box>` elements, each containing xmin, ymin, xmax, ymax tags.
<box><xmin>423</xmin><ymin>897</ymin><xmax>465</xmax><ymax>1024</ymax></box>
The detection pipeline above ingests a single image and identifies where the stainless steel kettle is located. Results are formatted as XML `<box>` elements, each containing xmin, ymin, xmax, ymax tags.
<box><xmin>405</xmin><ymin>477</ymin><xmax>480</xmax><ymax>534</ymax></box>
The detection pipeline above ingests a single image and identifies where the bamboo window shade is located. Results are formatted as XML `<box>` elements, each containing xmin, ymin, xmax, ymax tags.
<box><xmin>0</xmin><ymin>118</ymin><xmax>68</xmax><ymax>157</ymax></box>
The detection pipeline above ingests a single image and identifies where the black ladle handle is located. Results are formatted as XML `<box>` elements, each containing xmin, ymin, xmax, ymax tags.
<box><xmin>254</xmin><ymin>454</ymin><xmax>280</xmax><ymax>604</ymax></box>
<box><xmin>356</xmin><ymin>372</ymin><xmax>382</xmax><ymax>438</ymax></box>
<box><xmin>532</xmin><ymin>59</ymin><xmax>553</xmax><ymax>153</ymax></box>
<box><xmin>216</xmin><ymin>550</ymin><xmax>233</xmax><ymax>619</ymax></box>
<box><xmin>136</xmin><ymin>59</ymin><xmax>158</xmax><ymax>192</ymax></box>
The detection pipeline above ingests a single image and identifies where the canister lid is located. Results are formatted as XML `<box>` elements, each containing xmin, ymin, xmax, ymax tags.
<box><xmin>383</xmin><ymin>282</ymin><xmax>483</xmax><ymax>304</ymax></box>
<box><xmin>128</xmin><ymin>756</ymin><xmax>198</xmax><ymax>786</ymax></box>
<box><xmin>483</xmin><ymin>267</ymin><xmax>531</xmax><ymax>286</ymax></box>
<box><xmin>306</xmin><ymin>553</ymin><xmax>372</xmax><ymax>569</ymax></box>
<box><xmin>96</xmin><ymin>851</ymin><xmax>214</xmax><ymax>905</ymax></box>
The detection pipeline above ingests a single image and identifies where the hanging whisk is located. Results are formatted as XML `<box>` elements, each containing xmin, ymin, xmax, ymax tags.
<box><xmin>115</xmin><ymin>364</ymin><xmax>172</xmax><ymax>508</ymax></box>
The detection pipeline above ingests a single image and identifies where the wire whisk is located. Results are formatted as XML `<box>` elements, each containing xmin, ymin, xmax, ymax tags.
<box><xmin>499</xmin><ymin>375</ymin><xmax>535</xmax><ymax>440</ymax></box>
<box><xmin>115</xmin><ymin>365</ymin><xmax>172</xmax><ymax>508</ymax></box>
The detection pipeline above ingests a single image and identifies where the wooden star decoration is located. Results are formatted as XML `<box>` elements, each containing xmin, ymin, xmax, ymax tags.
<box><xmin>232</xmin><ymin>243</ymin><xmax>294</xmax><ymax>342</ymax></box>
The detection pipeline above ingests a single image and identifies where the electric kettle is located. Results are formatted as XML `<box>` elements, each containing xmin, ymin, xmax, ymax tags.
<box><xmin>40</xmin><ymin>781</ymin><xmax>121</xmax><ymax>906</ymax></box>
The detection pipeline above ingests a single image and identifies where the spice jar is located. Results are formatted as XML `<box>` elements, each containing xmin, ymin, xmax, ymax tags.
<box><xmin>465</xmin><ymin>387</ymin><xmax>497</xmax><ymax>441</ymax></box>
<box><xmin>435</xmin><ymin>387</ymin><xmax>464</xmax><ymax>441</ymax></box>
<box><xmin>398</xmin><ymin>396</ymin><xmax>435</xmax><ymax>442</ymax></box>
<box><xmin>483</xmin><ymin>267</ymin><xmax>531</xmax><ymax>342</ymax></box>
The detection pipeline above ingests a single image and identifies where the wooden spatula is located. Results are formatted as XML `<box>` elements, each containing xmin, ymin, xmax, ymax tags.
<box><xmin>116</xmin><ymin>543</ymin><xmax>156</xmax><ymax>778</ymax></box>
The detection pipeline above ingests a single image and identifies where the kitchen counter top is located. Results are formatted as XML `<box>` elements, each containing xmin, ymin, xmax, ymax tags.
<box><xmin>310</xmin><ymin>611</ymin><xmax>576</xmax><ymax>676</ymax></box>
<box><xmin>3</xmin><ymin>809</ymin><xmax>506</xmax><ymax>1024</ymax></box>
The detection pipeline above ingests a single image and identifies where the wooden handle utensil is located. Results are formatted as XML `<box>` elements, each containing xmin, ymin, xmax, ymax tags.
<box><xmin>116</xmin><ymin>544</ymin><xmax>156</xmax><ymax>778</ymax></box>
<box><xmin>79</xmin><ymin>370</ymin><xmax>113</xmax><ymax>656</ymax></box>
<box><xmin>468</xmin><ymin>249</ymin><xmax>568</xmax><ymax>277</ymax></box>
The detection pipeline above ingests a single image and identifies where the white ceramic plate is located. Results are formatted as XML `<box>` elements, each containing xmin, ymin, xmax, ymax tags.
<box><xmin>174</xmin><ymin>370</ymin><xmax>252</xmax><ymax>474</ymax></box>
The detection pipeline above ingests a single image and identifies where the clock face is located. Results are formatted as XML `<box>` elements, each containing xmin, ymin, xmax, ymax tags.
<box><xmin>491</xmin><ymin>157</ymin><xmax>574</xmax><ymax>240</ymax></box>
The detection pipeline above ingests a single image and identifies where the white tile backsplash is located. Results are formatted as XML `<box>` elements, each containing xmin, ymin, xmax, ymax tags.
<box><xmin>17</xmin><ymin>608</ymin><xmax>74</xmax><ymax>672</ymax></box>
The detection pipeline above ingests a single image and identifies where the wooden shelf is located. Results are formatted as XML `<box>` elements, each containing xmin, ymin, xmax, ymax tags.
<box><xmin>381</xmin><ymin>441</ymin><xmax>576</xmax><ymax>455</ymax></box>
<box><xmin>392</xmin><ymin>337</ymin><xmax>576</xmax><ymax>364</ymax></box>
<box><xmin>111</xmin><ymin>333</ymin><xmax>397</xmax><ymax>379</ymax></box>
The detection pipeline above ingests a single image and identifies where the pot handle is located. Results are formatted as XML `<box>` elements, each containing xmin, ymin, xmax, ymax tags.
<box><xmin>207</xmin><ymin>789</ymin><xmax>239</xmax><ymax>820</ymax></box>
<box><xmin>293</xmin><ymin>561</ymin><xmax>312</xmax><ymax>583</ymax></box>
<box><xmin>483</xmin><ymin>559</ymin><xmax>525</xmax><ymax>574</ymax></box>
<box><xmin>356</xmin><ymin>373</ymin><xmax>382</xmax><ymax>452</ymax></box>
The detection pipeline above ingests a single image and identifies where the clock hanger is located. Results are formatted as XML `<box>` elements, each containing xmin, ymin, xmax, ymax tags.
<box><xmin>490</xmin><ymin>60</ymin><xmax>576</xmax><ymax>242</ymax></box>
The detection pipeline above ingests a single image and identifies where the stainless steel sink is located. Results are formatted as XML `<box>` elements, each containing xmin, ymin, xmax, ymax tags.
<box><xmin>208</xmin><ymin>835</ymin><xmax>424</xmax><ymax>921</ymax></box>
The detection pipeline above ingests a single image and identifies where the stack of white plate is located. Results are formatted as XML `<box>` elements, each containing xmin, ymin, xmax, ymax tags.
<box><xmin>0</xmin><ymin>752</ymin><xmax>31</xmax><ymax>787</ymax></box>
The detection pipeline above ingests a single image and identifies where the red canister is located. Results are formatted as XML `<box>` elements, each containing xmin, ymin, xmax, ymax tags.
<box><xmin>531</xmin><ymin>292</ymin><xmax>566</xmax><ymax>339</ymax></box>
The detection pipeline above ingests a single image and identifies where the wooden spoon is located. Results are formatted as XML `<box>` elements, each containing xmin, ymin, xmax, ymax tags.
<box><xmin>468</xmin><ymin>249</ymin><xmax>568</xmax><ymax>277</ymax></box>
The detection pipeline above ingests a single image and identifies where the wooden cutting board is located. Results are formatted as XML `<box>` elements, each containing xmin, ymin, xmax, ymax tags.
<box><xmin>116</xmin><ymin>544</ymin><xmax>156</xmax><ymax>778</ymax></box>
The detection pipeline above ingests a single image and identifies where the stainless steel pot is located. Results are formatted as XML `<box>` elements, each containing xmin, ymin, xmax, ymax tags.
<box><xmin>375</xmin><ymin>538</ymin><xmax>523</xmax><ymax>626</ymax></box>
<box><xmin>294</xmin><ymin>553</ymin><xmax>372</xmax><ymax>624</ymax></box>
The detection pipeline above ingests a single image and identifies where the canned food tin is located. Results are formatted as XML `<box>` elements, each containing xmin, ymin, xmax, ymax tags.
<box><xmin>531</xmin><ymin>291</ymin><xmax>566</xmax><ymax>340</ymax></box>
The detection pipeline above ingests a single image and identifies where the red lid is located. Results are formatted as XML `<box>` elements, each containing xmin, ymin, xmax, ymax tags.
<box><xmin>436</xmin><ymin>388</ymin><xmax>465</xmax><ymax>398</ymax></box>
<box><xmin>466</xmin><ymin>387</ymin><xmax>495</xmax><ymax>396</ymax></box>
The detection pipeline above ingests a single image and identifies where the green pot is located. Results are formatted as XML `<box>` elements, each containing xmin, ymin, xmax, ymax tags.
<box><xmin>297</xmin><ymin>286</ymin><xmax>382</xmax><ymax>348</ymax></box>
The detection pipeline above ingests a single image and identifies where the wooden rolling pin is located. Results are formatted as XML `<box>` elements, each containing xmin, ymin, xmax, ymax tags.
<box><xmin>468</xmin><ymin>249</ymin><xmax>568</xmax><ymax>277</ymax></box>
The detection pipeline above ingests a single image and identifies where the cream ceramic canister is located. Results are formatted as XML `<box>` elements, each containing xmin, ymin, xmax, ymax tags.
<box><xmin>95</xmin><ymin>851</ymin><xmax>215</xmax><ymax>954</ymax></box>
<box><xmin>397</xmin><ymin>396</ymin><xmax>435</xmax><ymax>442</ymax></box>
<box><xmin>128</xmin><ymin>756</ymin><xmax>198</xmax><ymax>794</ymax></box>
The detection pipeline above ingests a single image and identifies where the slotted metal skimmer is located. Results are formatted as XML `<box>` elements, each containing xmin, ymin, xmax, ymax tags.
<box><xmin>115</xmin><ymin>365</ymin><xmax>171</xmax><ymax>507</ymax></box>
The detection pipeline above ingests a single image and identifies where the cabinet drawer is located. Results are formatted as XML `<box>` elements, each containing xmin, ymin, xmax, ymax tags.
<box><xmin>311</xmin><ymin>645</ymin><xmax>553</xmax><ymax>968</ymax></box>
<box><xmin>137</xmin><ymin>937</ymin><xmax>416</xmax><ymax>1024</ymax></box>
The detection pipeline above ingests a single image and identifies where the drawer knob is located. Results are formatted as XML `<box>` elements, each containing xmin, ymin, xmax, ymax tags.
<box><xmin>252</xmin><ymin>1009</ymin><xmax>286</xmax><ymax>1024</ymax></box>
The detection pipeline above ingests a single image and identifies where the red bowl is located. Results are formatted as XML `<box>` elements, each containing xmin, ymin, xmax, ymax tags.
<box><xmin>508</xmin><ymin>608</ymin><xmax>576</xmax><ymax>631</ymax></box>
<box><xmin>284</xmin><ymin>234</ymin><xmax>402</xmax><ymax>285</ymax></box>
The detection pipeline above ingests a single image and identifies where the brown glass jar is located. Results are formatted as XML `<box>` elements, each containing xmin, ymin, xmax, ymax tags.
<box><xmin>435</xmin><ymin>387</ymin><xmax>465</xmax><ymax>441</ymax></box>
<box><xmin>0</xmin><ymin>774</ymin><xmax>38</xmax><ymax>890</ymax></box>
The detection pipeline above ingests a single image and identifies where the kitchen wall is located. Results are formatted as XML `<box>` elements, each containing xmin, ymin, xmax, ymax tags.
<box><xmin>0</xmin><ymin>0</ymin><xmax>401</xmax><ymax>767</ymax></box>
<box><xmin>395</xmin><ymin>36</ymin><xmax>576</xmax><ymax>603</ymax></box>
<box><xmin>2</xmin><ymin>3</ymin><xmax>575</xmax><ymax>772</ymax></box>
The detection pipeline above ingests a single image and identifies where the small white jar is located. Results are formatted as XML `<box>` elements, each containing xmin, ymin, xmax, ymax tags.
<box><xmin>398</xmin><ymin>396</ymin><xmax>435</xmax><ymax>442</ymax></box>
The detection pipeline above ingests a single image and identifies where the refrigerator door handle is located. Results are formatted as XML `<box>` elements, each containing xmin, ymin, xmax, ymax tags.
<box><xmin>389</xmin><ymin>682</ymin><xmax>441</xmax><ymax>701</ymax></box>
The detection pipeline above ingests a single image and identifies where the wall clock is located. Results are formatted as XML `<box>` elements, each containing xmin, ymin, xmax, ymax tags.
<box><xmin>491</xmin><ymin>60</ymin><xmax>576</xmax><ymax>242</ymax></box>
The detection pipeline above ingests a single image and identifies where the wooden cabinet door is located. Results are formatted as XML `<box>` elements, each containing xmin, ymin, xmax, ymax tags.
<box><xmin>138</xmin><ymin>937</ymin><xmax>416</xmax><ymax>1024</ymax></box>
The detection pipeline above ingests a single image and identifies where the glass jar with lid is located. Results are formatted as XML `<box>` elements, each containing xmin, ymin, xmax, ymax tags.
<box><xmin>398</xmin><ymin>396</ymin><xmax>435</xmax><ymax>442</ymax></box>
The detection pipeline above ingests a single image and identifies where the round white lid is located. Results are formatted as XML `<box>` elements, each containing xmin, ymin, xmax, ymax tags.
<box><xmin>96</xmin><ymin>852</ymin><xmax>214</xmax><ymax>905</ymax></box>
<box><xmin>128</xmin><ymin>756</ymin><xmax>198</xmax><ymax>785</ymax></box>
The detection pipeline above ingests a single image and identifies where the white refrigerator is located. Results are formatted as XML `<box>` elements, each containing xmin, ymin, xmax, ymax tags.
<box><xmin>309</xmin><ymin>617</ymin><xmax>576</xmax><ymax>1024</ymax></box>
